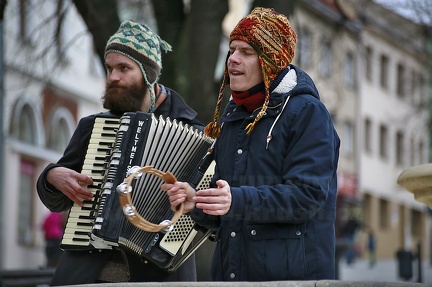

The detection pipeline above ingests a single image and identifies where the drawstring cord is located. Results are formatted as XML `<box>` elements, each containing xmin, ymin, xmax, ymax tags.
<box><xmin>266</xmin><ymin>96</ymin><xmax>291</xmax><ymax>149</ymax></box>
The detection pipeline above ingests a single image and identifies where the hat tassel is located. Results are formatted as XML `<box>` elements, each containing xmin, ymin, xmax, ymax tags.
<box><xmin>204</xmin><ymin>122</ymin><xmax>222</xmax><ymax>139</ymax></box>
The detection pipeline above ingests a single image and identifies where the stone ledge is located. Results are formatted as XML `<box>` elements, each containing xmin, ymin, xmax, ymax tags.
<box><xmin>62</xmin><ymin>280</ymin><xmax>431</xmax><ymax>287</ymax></box>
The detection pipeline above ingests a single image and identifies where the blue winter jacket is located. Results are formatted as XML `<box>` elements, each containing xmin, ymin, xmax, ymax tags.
<box><xmin>190</xmin><ymin>65</ymin><xmax>340</xmax><ymax>281</ymax></box>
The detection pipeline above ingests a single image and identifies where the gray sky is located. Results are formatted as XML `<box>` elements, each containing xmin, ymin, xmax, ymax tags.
<box><xmin>374</xmin><ymin>0</ymin><xmax>432</xmax><ymax>24</ymax></box>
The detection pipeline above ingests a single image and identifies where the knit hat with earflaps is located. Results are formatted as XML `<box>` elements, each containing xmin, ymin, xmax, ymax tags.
<box><xmin>105</xmin><ymin>20</ymin><xmax>172</xmax><ymax>112</ymax></box>
<box><xmin>205</xmin><ymin>7</ymin><xmax>297</xmax><ymax>138</ymax></box>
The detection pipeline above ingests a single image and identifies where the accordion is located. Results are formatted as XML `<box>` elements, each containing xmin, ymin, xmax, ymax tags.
<box><xmin>61</xmin><ymin>112</ymin><xmax>215</xmax><ymax>271</ymax></box>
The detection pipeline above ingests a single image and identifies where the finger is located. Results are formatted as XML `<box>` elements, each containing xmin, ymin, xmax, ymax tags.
<box><xmin>169</xmin><ymin>196</ymin><xmax>186</xmax><ymax>212</ymax></box>
<box><xmin>161</xmin><ymin>183</ymin><xmax>174</xmax><ymax>192</ymax></box>
<box><xmin>201</xmin><ymin>206</ymin><xmax>229</xmax><ymax>216</ymax></box>
<box><xmin>169</xmin><ymin>193</ymin><xmax>186</xmax><ymax>204</ymax></box>
<box><xmin>194</xmin><ymin>194</ymin><xmax>229</xmax><ymax>204</ymax></box>
<box><xmin>195</xmin><ymin>188</ymin><xmax>216</xmax><ymax>196</ymax></box>
<box><xmin>196</xmin><ymin>202</ymin><xmax>225</xmax><ymax>210</ymax></box>
<box><xmin>76</xmin><ymin>173</ymin><xmax>93</xmax><ymax>185</ymax></box>
<box><xmin>215</xmin><ymin>179</ymin><xmax>228</xmax><ymax>188</ymax></box>
<box><xmin>196</xmin><ymin>186</ymin><xmax>227</xmax><ymax>197</ymax></box>
<box><xmin>166</xmin><ymin>186</ymin><xmax>182</xmax><ymax>197</ymax></box>
<box><xmin>63</xmin><ymin>188</ymin><xmax>85</xmax><ymax>206</ymax></box>
<box><xmin>74</xmin><ymin>183</ymin><xmax>94</xmax><ymax>199</ymax></box>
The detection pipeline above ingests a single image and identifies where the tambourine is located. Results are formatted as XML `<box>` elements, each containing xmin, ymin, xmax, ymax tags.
<box><xmin>117</xmin><ymin>165</ymin><xmax>184</xmax><ymax>232</ymax></box>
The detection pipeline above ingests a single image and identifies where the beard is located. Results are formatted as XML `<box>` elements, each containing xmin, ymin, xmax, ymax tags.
<box><xmin>102</xmin><ymin>79</ymin><xmax>147</xmax><ymax>114</ymax></box>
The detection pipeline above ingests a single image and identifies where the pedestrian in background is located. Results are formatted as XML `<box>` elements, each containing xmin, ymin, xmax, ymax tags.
<box><xmin>42</xmin><ymin>212</ymin><xmax>65</xmax><ymax>268</ymax></box>
<box><xmin>341</xmin><ymin>217</ymin><xmax>361</xmax><ymax>265</ymax></box>
<box><xmin>367</xmin><ymin>229</ymin><xmax>376</xmax><ymax>268</ymax></box>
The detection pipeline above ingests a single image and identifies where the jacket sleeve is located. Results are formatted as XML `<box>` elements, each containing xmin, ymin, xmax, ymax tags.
<box><xmin>36</xmin><ymin>116</ymin><xmax>95</xmax><ymax>212</ymax></box>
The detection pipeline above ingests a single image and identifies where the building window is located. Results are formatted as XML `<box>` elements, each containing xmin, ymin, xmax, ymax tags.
<box><xmin>343</xmin><ymin>121</ymin><xmax>354</xmax><ymax>157</ymax></box>
<box><xmin>410</xmin><ymin>70</ymin><xmax>418</xmax><ymax>105</ymax></box>
<box><xmin>365</xmin><ymin>46</ymin><xmax>373</xmax><ymax>82</ymax></box>
<box><xmin>297</xmin><ymin>27</ymin><xmax>311</xmax><ymax>67</ymax></box>
<box><xmin>411</xmin><ymin>209</ymin><xmax>422</xmax><ymax>237</ymax></box>
<box><xmin>396</xmin><ymin>63</ymin><xmax>405</xmax><ymax>98</ymax></box>
<box><xmin>418</xmin><ymin>75</ymin><xmax>426</xmax><ymax>107</ymax></box>
<box><xmin>12</xmin><ymin>104</ymin><xmax>37</xmax><ymax>144</ymax></box>
<box><xmin>364</xmin><ymin>118</ymin><xmax>372</xmax><ymax>154</ymax></box>
<box><xmin>396</xmin><ymin>131</ymin><xmax>404</xmax><ymax>166</ymax></box>
<box><xmin>379</xmin><ymin>198</ymin><xmax>389</xmax><ymax>230</ymax></box>
<box><xmin>18</xmin><ymin>159</ymin><xmax>37</xmax><ymax>246</ymax></box>
<box><xmin>410</xmin><ymin>137</ymin><xmax>415</xmax><ymax>166</ymax></box>
<box><xmin>363</xmin><ymin>193</ymin><xmax>373</xmax><ymax>227</ymax></box>
<box><xmin>344</xmin><ymin>52</ymin><xmax>355</xmax><ymax>88</ymax></box>
<box><xmin>47</xmin><ymin>107</ymin><xmax>75</xmax><ymax>152</ymax></box>
<box><xmin>320</xmin><ymin>40</ymin><xmax>332</xmax><ymax>78</ymax></box>
<box><xmin>418</xmin><ymin>140</ymin><xmax>424</xmax><ymax>164</ymax></box>
<box><xmin>48</xmin><ymin>118</ymin><xmax>71</xmax><ymax>152</ymax></box>
<box><xmin>379</xmin><ymin>124</ymin><xmax>388</xmax><ymax>159</ymax></box>
<box><xmin>380</xmin><ymin>54</ymin><xmax>389</xmax><ymax>89</ymax></box>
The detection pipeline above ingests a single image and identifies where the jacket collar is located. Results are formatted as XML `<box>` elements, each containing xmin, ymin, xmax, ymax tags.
<box><xmin>154</xmin><ymin>84</ymin><xmax>198</xmax><ymax>121</ymax></box>
<box><xmin>222</xmin><ymin>67</ymin><xmax>297</xmax><ymax>121</ymax></box>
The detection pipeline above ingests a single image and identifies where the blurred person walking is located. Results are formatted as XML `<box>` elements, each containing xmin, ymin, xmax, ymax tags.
<box><xmin>42</xmin><ymin>212</ymin><xmax>65</xmax><ymax>268</ymax></box>
<box><xmin>367</xmin><ymin>229</ymin><xmax>376</xmax><ymax>268</ymax></box>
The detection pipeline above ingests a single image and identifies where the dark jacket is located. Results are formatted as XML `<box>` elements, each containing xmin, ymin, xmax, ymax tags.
<box><xmin>36</xmin><ymin>85</ymin><xmax>202</xmax><ymax>285</ymax></box>
<box><xmin>190</xmin><ymin>66</ymin><xmax>340</xmax><ymax>281</ymax></box>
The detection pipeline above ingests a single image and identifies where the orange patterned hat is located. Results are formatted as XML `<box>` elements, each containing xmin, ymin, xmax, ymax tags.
<box><xmin>205</xmin><ymin>7</ymin><xmax>297</xmax><ymax>138</ymax></box>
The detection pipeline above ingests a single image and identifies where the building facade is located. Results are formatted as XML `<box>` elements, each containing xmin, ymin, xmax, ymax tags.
<box><xmin>291</xmin><ymin>0</ymin><xmax>431</xmax><ymax>261</ymax></box>
<box><xmin>0</xmin><ymin>0</ymin><xmax>430</xmax><ymax>274</ymax></box>
<box><xmin>358</xmin><ymin>1</ymin><xmax>431</xmax><ymax>260</ymax></box>
<box><xmin>1</xmin><ymin>0</ymin><xmax>105</xmax><ymax>269</ymax></box>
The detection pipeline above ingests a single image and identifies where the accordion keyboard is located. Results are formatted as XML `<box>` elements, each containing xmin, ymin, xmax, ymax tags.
<box><xmin>61</xmin><ymin>116</ymin><xmax>120</xmax><ymax>249</ymax></box>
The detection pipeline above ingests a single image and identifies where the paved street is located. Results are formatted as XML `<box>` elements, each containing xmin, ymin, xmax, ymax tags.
<box><xmin>339</xmin><ymin>259</ymin><xmax>432</xmax><ymax>285</ymax></box>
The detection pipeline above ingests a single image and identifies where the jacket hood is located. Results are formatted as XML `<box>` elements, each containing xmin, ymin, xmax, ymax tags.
<box><xmin>221</xmin><ymin>65</ymin><xmax>321</xmax><ymax>122</ymax></box>
<box><xmin>269</xmin><ymin>65</ymin><xmax>320</xmax><ymax>103</ymax></box>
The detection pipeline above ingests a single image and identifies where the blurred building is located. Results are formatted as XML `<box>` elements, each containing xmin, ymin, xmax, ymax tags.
<box><xmin>0</xmin><ymin>0</ymin><xmax>430</xmax><ymax>275</ymax></box>
<box><xmin>290</xmin><ymin>0</ymin><xmax>431</xmax><ymax>262</ymax></box>
<box><xmin>1</xmin><ymin>0</ymin><xmax>104</xmax><ymax>269</ymax></box>
<box><xmin>357</xmin><ymin>1</ymin><xmax>430</xmax><ymax>260</ymax></box>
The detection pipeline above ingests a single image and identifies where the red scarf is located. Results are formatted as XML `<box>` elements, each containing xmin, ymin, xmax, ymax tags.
<box><xmin>232</xmin><ymin>83</ymin><xmax>266</xmax><ymax>113</ymax></box>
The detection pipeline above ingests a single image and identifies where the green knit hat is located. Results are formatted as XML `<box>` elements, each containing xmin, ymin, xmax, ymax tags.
<box><xmin>105</xmin><ymin>20</ymin><xmax>172</xmax><ymax>112</ymax></box>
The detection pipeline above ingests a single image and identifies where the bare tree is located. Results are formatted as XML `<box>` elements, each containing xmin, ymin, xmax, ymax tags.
<box><xmin>70</xmin><ymin>0</ymin><xmax>228</xmax><ymax>123</ymax></box>
<box><xmin>0</xmin><ymin>0</ymin><xmax>7</xmax><ymax>20</ymax></box>
<box><xmin>72</xmin><ymin>0</ymin><xmax>120</xmax><ymax>69</ymax></box>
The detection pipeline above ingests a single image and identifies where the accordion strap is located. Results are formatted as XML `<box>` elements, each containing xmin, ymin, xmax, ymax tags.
<box><xmin>119</xmin><ymin>166</ymin><xmax>184</xmax><ymax>233</ymax></box>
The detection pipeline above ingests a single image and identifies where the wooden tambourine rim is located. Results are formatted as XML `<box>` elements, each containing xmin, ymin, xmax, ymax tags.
<box><xmin>119</xmin><ymin>165</ymin><xmax>184</xmax><ymax>232</ymax></box>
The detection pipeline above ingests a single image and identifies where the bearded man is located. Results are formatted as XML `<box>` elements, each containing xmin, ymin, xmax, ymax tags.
<box><xmin>36</xmin><ymin>20</ymin><xmax>202</xmax><ymax>285</ymax></box>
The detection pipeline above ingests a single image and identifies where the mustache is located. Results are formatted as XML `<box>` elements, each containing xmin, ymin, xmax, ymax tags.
<box><xmin>106</xmin><ymin>82</ymin><xmax>127</xmax><ymax>89</ymax></box>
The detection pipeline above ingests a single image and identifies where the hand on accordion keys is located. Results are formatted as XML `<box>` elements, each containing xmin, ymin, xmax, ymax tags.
<box><xmin>163</xmin><ymin>179</ymin><xmax>232</xmax><ymax>216</ymax></box>
<box><xmin>46</xmin><ymin>166</ymin><xmax>94</xmax><ymax>206</ymax></box>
